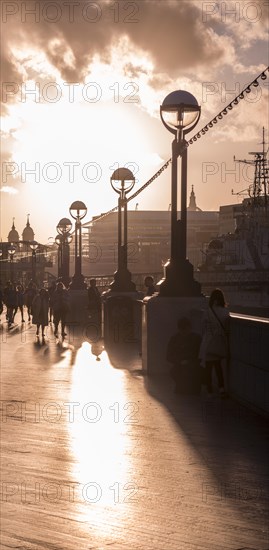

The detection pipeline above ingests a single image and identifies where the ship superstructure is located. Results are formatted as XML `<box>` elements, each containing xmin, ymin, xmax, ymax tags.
<box><xmin>197</xmin><ymin>129</ymin><xmax>269</xmax><ymax>315</ymax></box>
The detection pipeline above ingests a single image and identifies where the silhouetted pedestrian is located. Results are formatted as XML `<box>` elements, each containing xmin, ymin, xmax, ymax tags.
<box><xmin>51</xmin><ymin>281</ymin><xmax>70</xmax><ymax>338</ymax></box>
<box><xmin>199</xmin><ymin>288</ymin><xmax>230</xmax><ymax>399</ymax></box>
<box><xmin>0</xmin><ymin>284</ymin><xmax>3</xmax><ymax>317</ymax></box>
<box><xmin>24</xmin><ymin>281</ymin><xmax>38</xmax><ymax>321</ymax></box>
<box><xmin>32</xmin><ymin>288</ymin><xmax>49</xmax><ymax>339</ymax></box>
<box><xmin>48</xmin><ymin>280</ymin><xmax>56</xmax><ymax>322</ymax></box>
<box><xmin>87</xmin><ymin>278</ymin><xmax>102</xmax><ymax>339</ymax></box>
<box><xmin>14</xmin><ymin>284</ymin><xmax>25</xmax><ymax>323</ymax></box>
<box><xmin>3</xmin><ymin>281</ymin><xmax>18</xmax><ymax>326</ymax></box>
<box><xmin>144</xmin><ymin>275</ymin><xmax>156</xmax><ymax>296</ymax></box>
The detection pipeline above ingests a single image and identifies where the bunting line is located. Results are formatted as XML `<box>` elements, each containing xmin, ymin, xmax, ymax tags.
<box><xmin>87</xmin><ymin>67</ymin><xmax>269</xmax><ymax>225</ymax></box>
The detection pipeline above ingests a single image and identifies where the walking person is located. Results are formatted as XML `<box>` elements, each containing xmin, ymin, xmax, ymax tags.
<box><xmin>87</xmin><ymin>278</ymin><xmax>102</xmax><ymax>331</ymax></box>
<box><xmin>32</xmin><ymin>288</ymin><xmax>49</xmax><ymax>340</ymax></box>
<box><xmin>0</xmin><ymin>284</ymin><xmax>4</xmax><ymax>320</ymax></box>
<box><xmin>3</xmin><ymin>281</ymin><xmax>18</xmax><ymax>327</ymax></box>
<box><xmin>13</xmin><ymin>284</ymin><xmax>25</xmax><ymax>323</ymax></box>
<box><xmin>48</xmin><ymin>280</ymin><xmax>56</xmax><ymax>323</ymax></box>
<box><xmin>199</xmin><ymin>288</ymin><xmax>230</xmax><ymax>399</ymax></box>
<box><xmin>24</xmin><ymin>281</ymin><xmax>38</xmax><ymax>321</ymax></box>
<box><xmin>51</xmin><ymin>281</ymin><xmax>70</xmax><ymax>338</ymax></box>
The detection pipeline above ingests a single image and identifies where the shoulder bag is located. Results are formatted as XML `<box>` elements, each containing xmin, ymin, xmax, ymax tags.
<box><xmin>206</xmin><ymin>307</ymin><xmax>229</xmax><ymax>359</ymax></box>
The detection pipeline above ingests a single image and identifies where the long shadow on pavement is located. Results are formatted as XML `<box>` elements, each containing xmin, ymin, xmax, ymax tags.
<box><xmin>106</xmin><ymin>340</ymin><xmax>269</xmax><ymax>544</ymax></box>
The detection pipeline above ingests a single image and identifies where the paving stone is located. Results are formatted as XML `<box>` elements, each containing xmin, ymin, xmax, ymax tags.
<box><xmin>0</xmin><ymin>320</ymin><xmax>268</xmax><ymax>549</ymax></box>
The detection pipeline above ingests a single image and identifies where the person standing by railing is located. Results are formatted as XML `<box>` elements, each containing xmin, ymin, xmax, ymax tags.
<box><xmin>199</xmin><ymin>288</ymin><xmax>230</xmax><ymax>399</ymax></box>
<box><xmin>144</xmin><ymin>275</ymin><xmax>156</xmax><ymax>297</ymax></box>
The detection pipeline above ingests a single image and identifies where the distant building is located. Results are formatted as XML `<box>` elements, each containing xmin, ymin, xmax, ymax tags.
<box><xmin>22</xmin><ymin>214</ymin><xmax>35</xmax><ymax>242</ymax></box>
<box><xmin>1</xmin><ymin>216</ymin><xmax>53</xmax><ymax>286</ymax></box>
<box><xmin>7</xmin><ymin>219</ymin><xmax>19</xmax><ymax>242</ymax></box>
<box><xmin>72</xmin><ymin>189</ymin><xmax>220</xmax><ymax>278</ymax></box>
<box><xmin>219</xmin><ymin>204</ymin><xmax>243</xmax><ymax>234</ymax></box>
<box><xmin>187</xmin><ymin>185</ymin><xmax>202</xmax><ymax>212</ymax></box>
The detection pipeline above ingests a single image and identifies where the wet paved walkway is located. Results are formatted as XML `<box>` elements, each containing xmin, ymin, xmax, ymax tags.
<box><xmin>0</xmin><ymin>318</ymin><xmax>268</xmax><ymax>550</ymax></box>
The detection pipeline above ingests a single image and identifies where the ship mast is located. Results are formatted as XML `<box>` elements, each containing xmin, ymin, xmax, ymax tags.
<box><xmin>233</xmin><ymin>127</ymin><xmax>268</xmax><ymax>207</ymax></box>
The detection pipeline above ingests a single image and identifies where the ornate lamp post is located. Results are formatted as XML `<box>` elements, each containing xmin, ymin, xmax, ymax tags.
<box><xmin>110</xmin><ymin>167</ymin><xmax>136</xmax><ymax>292</ymax></box>
<box><xmin>159</xmin><ymin>90</ymin><xmax>201</xmax><ymax>296</ymax></box>
<box><xmin>56</xmin><ymin>218</ymin><xmax>73</xmax><ymax>287</ymax></box>
<box><xmin>29</xmin><ymin>241</ymin><xmax>38</xmax><ymax>284</ymax></box>
<box><xmin>69</xmin><ymin>201</ymin><xmax>87</xmax><ymax>289</ymax></box>
<box><xmin>7</xmin><ymin>245</ymin><xmax>16</xmax><ymax>282</ymax></box>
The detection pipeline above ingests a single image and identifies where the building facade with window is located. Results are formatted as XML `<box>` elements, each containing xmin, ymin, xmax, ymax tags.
<box><xmin>75</xmin><ymin>197</ymin><xmax>220</xmax><ymax>279</ymax></box>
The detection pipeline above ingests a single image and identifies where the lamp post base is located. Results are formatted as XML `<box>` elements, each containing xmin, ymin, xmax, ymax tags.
<box><xmin>142</xmin><ymin>295</ymin><xmax>206</xmax><ymax>374</ymax></box>
<box><xmin>110</xmin><ymin>267</ymin><xmax>136</xmax><ymax>292</ymax></box>
<box><xmin>69</xmin><ymin>273</ymin><xmax>87</xmax><ymax>290</ymax></box>
<box><xmin>157</xmin><ymin>258</ymin><xmax>202</xmax><ymax>297</ymax></box>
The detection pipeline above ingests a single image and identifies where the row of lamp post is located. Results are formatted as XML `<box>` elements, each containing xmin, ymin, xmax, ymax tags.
<box><xmin>52</xmin><ymin>88</ymin><xmax>201</xmax><ymax>297</ymax></box>
<box><xmin>55</xmin><ymin>218</ymin><xmax>73</xmax><ymax>288</ymax></box>
<box><xmin>54</xmin><ymin>201</ymin><xmax>87</xmax><ymax>289</ymax></box>
<box><xmin>54</xmin><ymin>177</ymin><xmax>136</xmax><ymax>292</ymax></box>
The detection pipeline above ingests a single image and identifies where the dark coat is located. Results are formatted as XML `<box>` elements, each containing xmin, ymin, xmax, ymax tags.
<box><xmin>51</xmin><ymin>288</ymin><xmax>70</xmax><ymax>314</ymax></box>
<box><xmin>88</xmin><ymin>286</ymin><xmax>101</xmax><ymax>312</ymax></box>
<box><xmin>24</xmin><ymin>287</ymin><xmax>38</xmax><ymax>307</ymax></box>
<box><xmin>32</xmin><ymin>293</ymin><xmax>49</xmax><ymax>326</ymax></box>
<box><xmin>3</xmin><ymin>287</ymin><xmax>18</xmax><ymax>308</ymax></box>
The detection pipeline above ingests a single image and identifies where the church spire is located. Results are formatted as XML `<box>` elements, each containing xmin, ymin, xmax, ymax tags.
<box><xmin>188</xmin><ymin>186</ymin><xmax>202</xmax><ymax>211</ymax></box>
<box><xmin>8</xmin><ymin>218</ymin><xmax>19</xmax><ymax>242</ymax></box>
<box><xmin>22</xmin><ymin>213</ymin><xmax>35</xmax><ymax>241</ymax></box>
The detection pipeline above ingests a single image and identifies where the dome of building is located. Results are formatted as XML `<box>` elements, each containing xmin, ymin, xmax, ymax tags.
<box><xmin>22</xmin><ymin>214</ymin><xmax>34</xmax><ymax>241</ymax></box>
<box><xmin>8</xmin><ymin>219</ymin><xmax>19</xmax><ymax>242</ymax></box>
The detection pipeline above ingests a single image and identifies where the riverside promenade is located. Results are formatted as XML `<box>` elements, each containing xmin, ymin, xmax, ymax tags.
<box><xmin>0</xmin><ymin>318</ymin><xmax>268</xmax><ymax>550</ymax></box>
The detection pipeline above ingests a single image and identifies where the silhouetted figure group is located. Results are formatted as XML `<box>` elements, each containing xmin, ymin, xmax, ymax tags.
<box><xmin>0</xmin><ymin>278</ymin><xmax>71</xmax><ymax>342</ymax></box>
<box><xmin>1</xmin><ymin>280</ymin><xmax>38</xmax><ymax>327</ymax></box>
<box><xmin>1</xmin><ymin>274</ymin><xmax>230</xmax><ymax>399</ymax></box>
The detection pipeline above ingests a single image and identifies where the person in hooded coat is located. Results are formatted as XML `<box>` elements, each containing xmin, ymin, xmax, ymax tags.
<box><xmin>32</xmin><ymin>288</ymin><xmax>49</xmax><ymax>338</ymax></box>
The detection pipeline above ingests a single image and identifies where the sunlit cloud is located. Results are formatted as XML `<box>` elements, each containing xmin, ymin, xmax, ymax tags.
<box><xmin>0</xmin><ymin>0</ymin><xmax>267</xmax><ymax>241</ymax></box>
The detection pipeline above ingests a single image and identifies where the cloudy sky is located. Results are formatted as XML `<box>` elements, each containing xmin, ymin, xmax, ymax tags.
<box><xmin>1</xmin><ymin>0</ymin><xmax>268</xmax><ymax>243</ymax></box>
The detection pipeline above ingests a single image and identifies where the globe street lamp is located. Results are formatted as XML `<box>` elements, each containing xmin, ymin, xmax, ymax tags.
<box><xmin>159</xmin><ymin>90</ymin><xmax>201</xmax><ymax>296</ymax></box>
<box><xmin>110</xmin><ymin>167</ymin><xmax>136</xmax><ymax>292</ymax></box>
<box><xmin>69</xmin><ymin>201</ymin><xmax>87</xmax><ymax>289</ymax></box>
<box><xmin>29</xmin><ymin>241</ymin><xmax>38</xmax><ymax>284</ymax></box>
<box><xmin>7</xmin><ymin>244</ymin><xmax>16</xmax><ymax>282</ymax></box>
<box><xmin>56</xmin><ymin>218</ymin><xmax>73</xmax><ymax>287</ymax></box>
